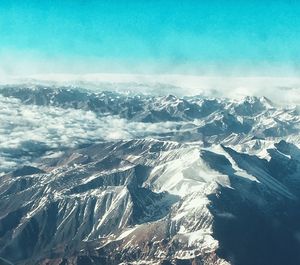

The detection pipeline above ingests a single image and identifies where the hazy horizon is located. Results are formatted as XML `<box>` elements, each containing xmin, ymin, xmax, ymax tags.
<box><xmin>0</xmin><ymin>73</ymin><xmax>299</xmax><ymax>105</ymax></box>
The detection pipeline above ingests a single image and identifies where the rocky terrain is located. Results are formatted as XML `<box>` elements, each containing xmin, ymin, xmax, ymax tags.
<box><xmin>0</xmin><ymin>85</ymin><xmax>299</xmax><ymax>265</ymax></box>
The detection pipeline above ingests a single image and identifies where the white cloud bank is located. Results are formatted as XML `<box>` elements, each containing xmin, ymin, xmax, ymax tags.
<box><xmin>0</xmin><ymin>95</ymin><xmax>180</xmax><ymax>172</ymax></box>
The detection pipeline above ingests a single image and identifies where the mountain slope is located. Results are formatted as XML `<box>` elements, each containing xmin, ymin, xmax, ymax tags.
<box><xmin>0</xmin><ymin>139</ymin><xmax>300</xmax><ymax>264</ymax></box>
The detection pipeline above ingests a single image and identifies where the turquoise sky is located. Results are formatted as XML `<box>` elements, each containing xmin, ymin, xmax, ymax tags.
<box><xmin>1</xmin><ymin>1</ymin><xmax>300</xmax><ymax>75</ymax></box>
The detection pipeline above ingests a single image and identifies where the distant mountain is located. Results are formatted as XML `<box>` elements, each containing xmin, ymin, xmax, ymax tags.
<box><xmin>0</xmin><ymin>85</ymin><xmax>299</xmax><ymax>265</ymax></box>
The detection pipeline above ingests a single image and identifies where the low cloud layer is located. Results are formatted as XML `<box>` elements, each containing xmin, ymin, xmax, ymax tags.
<box><xmin>0</xmin><ymin>95</ymin><xmax>180</xmax><ymax>172</ymax></box>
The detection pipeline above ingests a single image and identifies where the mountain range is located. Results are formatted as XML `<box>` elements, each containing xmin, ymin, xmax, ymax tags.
<box><xmin>0</xmin><ymin>85</ymin><xmax>299</xmax><ymax>265</ymax></box>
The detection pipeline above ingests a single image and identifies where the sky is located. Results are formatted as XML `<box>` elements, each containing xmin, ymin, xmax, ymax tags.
<box><xmin>1</xmin><ymin>1</ymin><xmax>300</xmax><ymax>76</ymax></box>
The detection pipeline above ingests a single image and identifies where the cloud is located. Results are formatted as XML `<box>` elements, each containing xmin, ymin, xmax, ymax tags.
<box><xmin>0</xmin><ymin>95</ymin><xmax>180</xmax><ymax>172</ymax></box>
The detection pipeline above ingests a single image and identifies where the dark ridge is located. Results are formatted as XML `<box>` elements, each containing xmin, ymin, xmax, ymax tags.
<box><xmin>208</xmin><ymin>185</ymin><xmax>300</xmax><ymax>265</ymax></box>
<box><xmin>11</xmin><ymin>166</ymin><xmax>45</xmax><ymax>177</ymax></box>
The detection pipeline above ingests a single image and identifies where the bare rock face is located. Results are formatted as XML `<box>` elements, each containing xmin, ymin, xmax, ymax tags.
<box><xmin>0</xmin><ymin>86</ymin><xmax>300</xmax><ymax>265</ymax></box>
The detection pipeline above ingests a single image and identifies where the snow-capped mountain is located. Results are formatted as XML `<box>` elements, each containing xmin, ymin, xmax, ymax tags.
<box><xmin>0</xmin><ymin>85</ymin><xmax>299</xmax><ymax>265</ymax></box>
